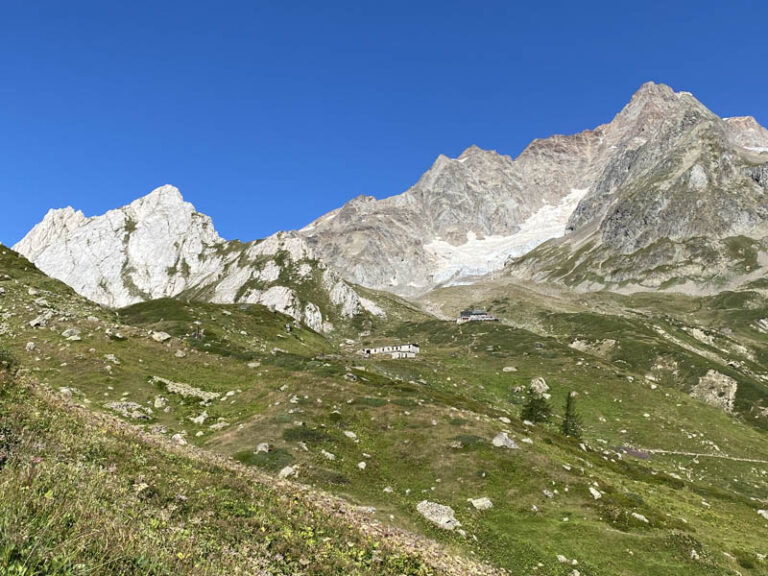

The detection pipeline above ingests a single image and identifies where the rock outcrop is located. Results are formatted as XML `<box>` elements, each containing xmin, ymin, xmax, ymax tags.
<box><xmin>691</xmin><ymin>370</ymin><xmax>738</xmax><ymax>413</ymax></box>
<box><xmin>416</xmin><ymin>501</ymin><xmax>461</xmax><ymax>530</ymax></box>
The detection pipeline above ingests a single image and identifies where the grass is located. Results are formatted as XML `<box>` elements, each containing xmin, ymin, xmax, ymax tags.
<box><xmin>0</xmin><ymin>366</ymin><xmax>441</xmax><ymax>575</ymax></box>
<box><xmin>1</xmin><ymin>246</ymin><xmax>767</xmax><ymax>575</ymax></box>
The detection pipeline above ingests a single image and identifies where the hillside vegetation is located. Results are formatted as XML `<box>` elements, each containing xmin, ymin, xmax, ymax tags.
<box><xmin>1</xmin><ymin>247</ymin><xmax>767</xmax><ymax>575</ymax></box>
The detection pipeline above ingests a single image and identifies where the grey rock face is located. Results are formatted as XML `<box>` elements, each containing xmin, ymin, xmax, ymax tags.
<box><xmin>302</xmin><ymin>82</ymin><xmax>768</xmax><ymax>295</ymax></box>
<box><xmin>301</xmin><ymin>136</ymin><xmax>608</xmax><ymax>294</ymax></box>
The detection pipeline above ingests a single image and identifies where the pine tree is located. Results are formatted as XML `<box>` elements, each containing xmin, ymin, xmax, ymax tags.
<box><xmin>521</xmin><ymin>394</ymin><xmax>551</xmax><ymax>423</ymax></box>
<box><xmin>561</xmin><ymin>391</ymin><xmax>582</xmax><ymax>438</ymax></box>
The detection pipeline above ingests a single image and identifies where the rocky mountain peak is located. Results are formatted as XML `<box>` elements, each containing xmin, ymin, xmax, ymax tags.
<box><xmin>509</xmin><ymin>84</ymin><xmax>768</xmax><ymax>292</ymax></box>
<box><xmin>629</xmin><ymin>80</ymin><xmax>677</xmax><ymax>103</ymax></box>
<box><xmin>457</xmin><ymin>144</ymin><xmax>497</xmax><ymax>161</ymax></box>
<box><xmin>610</xmin><ymin>82</ymin><xmax>714</xmax><ymax>138</ymax></box>
<box><xmin>13</xmin><ymin>185</ymin><xmax>225</xmax><ymax>307</ymax></box>
<box><xmin>13</xmin><ymin>186</ymin><xmax>383</xmax><ymax>333</ymax></box>
<box><xmin>124</xmin><ymin>184</ymin><xmax>199</xmax><ymax>222</ymax></box>
<box><xmin>16</xmin><ymin>206</ymin><xmax>88</xmax><ymax>262</ymax></box>
<box><xmin>131</xmin><ymin>184</ymin><xmax>185</xmax><ymax>207</ymax></box>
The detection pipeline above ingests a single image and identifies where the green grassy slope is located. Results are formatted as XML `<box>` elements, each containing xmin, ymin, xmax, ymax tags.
<box><xmin>1</xmin><ymin>246</ymin><xmax>767</xmax><ymax>575</ymax></box>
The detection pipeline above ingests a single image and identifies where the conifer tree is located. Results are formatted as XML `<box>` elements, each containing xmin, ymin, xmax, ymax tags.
<box><xmin>561</xmin><ymin>391</ymin><xmax>582</xmax><ymax>438</ymax></box>
<box><xmin>521</xmin><ymin>393</ymin><xmax>551</xmax><ymax>423</ymax></box>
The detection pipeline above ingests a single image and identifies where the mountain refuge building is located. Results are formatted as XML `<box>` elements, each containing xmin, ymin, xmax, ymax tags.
<box><xmin>362</xmin><ymin>343</ymin><xmax>420</xmax><ymax>359</ymax></box>
<box><xmin>457</xmin><ymin>309</ymin><xmax>498</xmax><ymax>324</ymax></box>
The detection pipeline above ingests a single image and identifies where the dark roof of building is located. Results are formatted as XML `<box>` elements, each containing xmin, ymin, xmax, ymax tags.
<box><xmin>460</xmin><ymin>309</ymin><xmax>489</xmax><ymax>316</ymax></box>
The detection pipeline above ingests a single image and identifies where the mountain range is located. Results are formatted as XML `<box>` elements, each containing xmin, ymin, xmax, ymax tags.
<box><xmin>13</xmin><ymin>82</ymin><xmax>768</xmax><ymax>321</ymax></box>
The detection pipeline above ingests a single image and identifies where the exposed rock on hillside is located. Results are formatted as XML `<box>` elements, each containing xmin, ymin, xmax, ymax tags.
<box><xmin>691</xmin><ymin>370</ymin><xmax>738</xmax><ymax>413</ymax></box>
<box><xmin>416</xmin><ymin>501</ymin><xmax>461</xmax><ymax>530</ymax></box>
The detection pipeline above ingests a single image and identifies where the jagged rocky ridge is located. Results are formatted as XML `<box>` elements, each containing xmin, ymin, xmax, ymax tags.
<box><xmin>13</xmin><ymin>186</ymin><xmax>383</xmax><ymax>332</ymax></box>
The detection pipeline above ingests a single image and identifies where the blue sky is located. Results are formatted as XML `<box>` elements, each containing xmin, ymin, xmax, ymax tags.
<box><xmin>2</xmin><ymin>1</ymin><xmax>767</xmax><ymax>245</ymax></box>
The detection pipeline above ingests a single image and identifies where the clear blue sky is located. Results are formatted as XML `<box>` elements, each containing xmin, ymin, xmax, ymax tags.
<box><xmin>2</xmin><ymin>1</ymin><xmax>767</xmax><ymax>245</ymax></box>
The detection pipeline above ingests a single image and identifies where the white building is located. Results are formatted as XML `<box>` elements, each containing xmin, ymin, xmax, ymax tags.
<box><xmin>362</xmin><ymin>343</ymin><xmax>420</xmax><ymax>359</ymax></box>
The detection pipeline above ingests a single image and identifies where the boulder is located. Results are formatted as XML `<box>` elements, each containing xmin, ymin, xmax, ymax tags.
<box><xmin>171</xmin><ymin>434</ymin><xmax>187</xmax><ymax>446</ymax></box>
<box><xmin>321</xmin><ymin>449</ymin><xmax>336</xmax><ymax>461</ymax></box>
<box><xmin>189</xmin><ymin>411</ymin><xmax>208</xmax><ymax>425</ymax></box>
<box><xmin>492</xmin><ymin>431</ymin><xmax>519</xmax><ymax>450</ymax></box>
<box><xmin>417</xmin><ymin>501</ymin><xmax>461</xmax><ymax>530</ymax></box>
<box><xmin>278</xmin><ymin>465</ymin><xmax>298</xmax><ymax>479</ymax></box>
<box><xmin>29</xmin><ymin>314</ymin><xmax>48</xmax><ymax>328</ymax></box>
<box><xmin>468</xmin><ymin>497</ymin><xmax>493</xmax><ymax>510</ymax></box>
<box><xmin>151</xmin><ymin>331</ymin><xmax>172</xmax><ymax>343</ymax></box>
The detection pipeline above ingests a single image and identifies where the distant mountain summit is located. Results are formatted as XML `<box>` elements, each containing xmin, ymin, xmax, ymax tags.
<box><xmin>15</xmin><ymin>82</ymin><xmax>768</xmax><ymax>311</ymax></box>
<box><xmin>508</xmin><ymin>82</ymin><xmax>768</xmax><ymax>292</ymax></box>
<box><xmin>16</xmin><ymin>185</ymin><xmax>223</xmax><ymax>306</ymax></box>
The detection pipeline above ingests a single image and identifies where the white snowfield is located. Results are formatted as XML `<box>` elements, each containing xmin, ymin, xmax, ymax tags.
<box><xmin>424</xmin><ymin>188</ymin><xmax>588</xmax><ymax>286</ymax></box>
